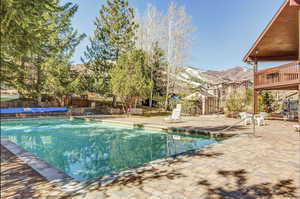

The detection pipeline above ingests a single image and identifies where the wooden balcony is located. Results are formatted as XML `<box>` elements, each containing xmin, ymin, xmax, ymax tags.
<box><xmin>255</xmin><ymin>61</ymin><xmax>300</xmax><ymax>90</ymax></box>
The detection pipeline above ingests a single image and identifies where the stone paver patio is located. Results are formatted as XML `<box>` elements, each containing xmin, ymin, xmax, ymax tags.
<box><xmin>1</xmin><ymin>116</ymin><xmax>299</xmax><ymax>199</ymax></box>
<box><xmin>1</xmin><ymin>146</ymin><xmax>67</xmax><ymax>198</ymax></box>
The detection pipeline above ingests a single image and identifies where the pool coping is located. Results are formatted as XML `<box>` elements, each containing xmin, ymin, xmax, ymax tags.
<box><xmin>0</xmin><ymin>139</ymin><xmax>76</xmax><ymax>184</ymax></box>
<box><xmin>1</xmin><ymin>118</ymin><xmax>240</xmax><ymax>195</ymax></box>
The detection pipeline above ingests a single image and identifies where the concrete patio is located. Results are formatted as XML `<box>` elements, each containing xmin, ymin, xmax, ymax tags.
<box><xmin>1</xmin><ymin>116</ymin><xmax>299</xmax><ymax>199</ymax></box>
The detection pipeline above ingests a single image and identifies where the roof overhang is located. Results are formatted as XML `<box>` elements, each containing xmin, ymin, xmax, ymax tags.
<box><xmin>243</xmin><ymin>0</ymin><xmax>299</xmax><ymax>62</ymax></box>
<box><xmin>290</xmin><ymin>0</ymin><xmax>300</xmax><ymax>6</ymax></box>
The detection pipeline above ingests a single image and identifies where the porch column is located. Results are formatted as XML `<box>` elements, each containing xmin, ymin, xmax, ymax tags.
<box><xmin>253</xmin><ymin>61</ymin><xmax>258</xmax><ymax>114</ymax></box>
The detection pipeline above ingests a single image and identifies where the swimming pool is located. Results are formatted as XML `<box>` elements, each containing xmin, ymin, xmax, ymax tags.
<box><xmin>1</xmin><ymin>118</ymin><xmax>218</xmax><ymax>181</ymax></box>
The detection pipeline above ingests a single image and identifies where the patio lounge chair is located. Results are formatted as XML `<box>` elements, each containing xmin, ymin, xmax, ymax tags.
<box><xmin>165</xmin><ymin>104</ymin><xmax>182</xmax><ymax>122</ymax></box>
<box><xmin>294</xmin><ymin>125</ymin><xmax>300</xmax><ymax>132</ymax></box>
<box><xmin>239</xmin><ymin>112</ymin><xmax>253</xmax><ymax>126</ymax></box>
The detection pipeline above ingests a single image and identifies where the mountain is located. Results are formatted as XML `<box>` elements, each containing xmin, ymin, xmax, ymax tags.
<box><xmin>177</xmin><ymin>66</ymin><xmax>252</xmax><ymax>86</ymax></box>
<box><xmin>72</xmin><ymin>63</ymin><xmax>252</xmax><ymax>86</ymax></box>
<box><xmin>203</xmin><ymin>66</ymin><xmax>252</xmax><ymax>82</ymax></box>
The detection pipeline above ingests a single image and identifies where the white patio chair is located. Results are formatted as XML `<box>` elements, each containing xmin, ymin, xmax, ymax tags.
<box><xmin>256</xmin><ymin>112</ymin><xmax>267</xmax><ymax>126</ymax></box>
<box><xmin>176</xmin><ymin>104</ymin><xmax>182</xmax><ymax>111</ymax></box>
<box><xmin>294</xmin><ymin>125</ymin><xmax>300</xmax><ymax>132</ymax></box>
<box><xmin>239</xmin><ymin>112</ymin><xmax>252</xmax><ymax>126</ymax></box>
<box><xmin>165</xmin><ymin>104</ymin><xmax>182</xmax><ymax>122</ymax></box>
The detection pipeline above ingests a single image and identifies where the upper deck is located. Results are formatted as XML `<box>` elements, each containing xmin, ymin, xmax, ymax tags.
<box><xmin>255</xmin><ymin>62</ymin><xmax>299</xmax><ymax>90</ymax></box>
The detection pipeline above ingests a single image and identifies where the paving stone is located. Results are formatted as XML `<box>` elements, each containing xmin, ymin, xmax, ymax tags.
<box><xmin>83</xmin><ymin>191</ymin><xmax>106</xmax><ymax>199</ymax></box>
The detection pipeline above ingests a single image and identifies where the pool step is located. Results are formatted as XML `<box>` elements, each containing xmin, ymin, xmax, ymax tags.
<box><xmin>75</xmin><ymin>117</ymin><xmax>234</xmax><ymax>138</ymax></box>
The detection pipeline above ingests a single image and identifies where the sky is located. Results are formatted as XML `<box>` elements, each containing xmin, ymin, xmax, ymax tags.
<box><xmin>65</xmin><ymin>0</ymin><xmax>285</xmax><ymax>70</ymax></box>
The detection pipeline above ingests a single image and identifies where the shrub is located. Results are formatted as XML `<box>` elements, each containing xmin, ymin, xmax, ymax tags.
<box><xmin>110</xmin><ymin>50</ymin><xmax>151</xmax><ymax>113</ymax></box>
<box><xmin>258</xmin><ymin>91</ymin><xmax>277</xmax><ymax>113</ymax></box>
<box><xmin>225</xmin><ymin>89</ymin><xmax>249</xmax><ymax>116</ymax></box>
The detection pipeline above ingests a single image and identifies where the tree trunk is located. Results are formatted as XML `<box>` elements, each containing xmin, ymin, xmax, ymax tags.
<box><xmin>55</xmin><ymin>96</ymin><xmax>65</xmax><ymax>107</ymax></box>
<box><xmin>149</xmin><ymin>69</ymin><xmax>153</xmax><ymax>108</ymax></box>
<box><xmin>149</xmin><ymin>91</ymin><xmax>153</xmax><ymax>108</ymax></box>
<box><xmin>134</xmin><ymin>98</ymin><xmax>138</xmax><ymax>108</ymax></box>
<box><xmin>165</xmin><ymin>12</ymin><xmax>172</xmax><ymax>111</ymax></box>
<box><xmin>165</xmin><ymin>64</ymin><xmax>170</xmax><ymax>111</ymax></box>
<box><xmin>37</xmin><ymin>95</ymin><xmax>42</xmax><ymax>107</ymax></box>
<box><xmin>56</xmin><ymin>98</ymin><xmax>61</xmax><ymax>107</ymax></box>
<box><xmin>112</xmin><ymin>96</ymin><xmax>117</xmax><ymax>108</ymax></box>
<box><xmin>121</xmin><ymin>101</ymin><xmax>126</xmax><ymax>115</ymax></box>
<box><xmin>35</xmin><ymin>56</ymin><xmax>43</xmax><ymax>107</ymax></box>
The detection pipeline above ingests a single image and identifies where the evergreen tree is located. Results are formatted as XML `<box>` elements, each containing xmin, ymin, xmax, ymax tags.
<box><xmin>42</xmin><ymin>2</ymin><xmax>86</xmax><ymax>105</ymax></box>
<box><xmin>1</xmin><ymin>0</ymin><xmax>56</xmax><ymax>65</ymax></box>
<box><xmin>110</xmin><ymin>50</ymin><xmax>151</xmax><ymax>113</ymax></box>
<box><xmin>147</xmin><ymin>42</ymin><xmax>167</xmax><ymax>107</ymax></box>
<box><xmin>1</xmin><ymin>0</ymin><xmax>58</xmax><ymax>89</ymax></box>
<box><xmin>1</xmin><ymin>0</ymin><xmax>85</xmax><ymax>104</ymax></box>
<box><xmin>83</xmin><ymin>0</ymin><xmax>138</xmax><ymax>104</ymax></box>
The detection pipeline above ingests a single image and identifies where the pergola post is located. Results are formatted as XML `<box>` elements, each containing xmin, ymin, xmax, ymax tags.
<box><xmin>252</xmin><ymin>61</ymin><xmax>258</xmax><ymax>136</ymax></box>
<box><xmin>253</xmin><ymin>61</ymin><xmax>258</xmax><ymax>114</ymax></box>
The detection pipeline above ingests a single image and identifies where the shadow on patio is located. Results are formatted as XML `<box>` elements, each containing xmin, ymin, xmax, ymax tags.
<box><xmin>66</xmin><ymin>150</ymin><xmax>224</xmax><ymax>198</ymax></box>
<box><xmin>109</xmin><ymin>151</ymin><xmax>224</xmax><ymax>186</ymax></box>
<box><xmin>198</xmin><ymin>169</ymin><xmax>298</xmax><ymax>199</ymax></box>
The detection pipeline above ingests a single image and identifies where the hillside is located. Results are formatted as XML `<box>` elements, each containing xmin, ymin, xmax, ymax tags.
<box><xmin>72</xmin><ymin>64</ymin><xmax>252</xmax><ymax>86</ymax></box>
<box><xmin>177</xmin><ymin>66</ymin><xmax>252</xmax><ymax>86</ymax></box>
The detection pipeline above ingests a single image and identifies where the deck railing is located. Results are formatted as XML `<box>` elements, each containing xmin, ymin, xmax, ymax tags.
<box><xmin>255</xmin><ymin>61</ymin><xmax>299</xmax><ymax>89</ymax></box>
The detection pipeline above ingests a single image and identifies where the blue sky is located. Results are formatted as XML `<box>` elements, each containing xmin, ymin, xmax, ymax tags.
<box><xmin>66</xmin><ymin>0</ymin><xmax>285</xmax><ymax>70</ymax></box>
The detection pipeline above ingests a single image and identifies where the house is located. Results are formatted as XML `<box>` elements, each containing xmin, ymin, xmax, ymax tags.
<box><xmin>243</xmin><ymin>0</ymin><xmax>300</xmax><ymax>123</ymax></box>
<box><xmin>207</xmin><ymin>80</ymin><xmax>253</xmax><ymax>112</ymax></box>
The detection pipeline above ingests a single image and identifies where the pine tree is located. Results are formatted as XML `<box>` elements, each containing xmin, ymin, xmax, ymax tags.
<box><xmin>147</xmin><ymin>42</ymin><xmax>166</xmax><ymax>107</ymax></box>
<box><xmin>42</xmin><ymin>2</ymin><xmax>86</xmax><ymax>105</ymax></box>
<box><xmin>84</xmin><ymin>0</ymin><xmax>138</xmax><ymax>105</ymax></box>
<box><xmin>1</xmin><ymin>0</ymin><xmax>85</xmax><ymax>104</ymax></box>
<box><xmin>1</xmin><ymin>0</ymin><xmax>58</xmax><ymax>89</ymax></box>
<box><xmin>110</xmin><ymin>50</ymin><xmax>151</xmax><ymax>113</ymax></box>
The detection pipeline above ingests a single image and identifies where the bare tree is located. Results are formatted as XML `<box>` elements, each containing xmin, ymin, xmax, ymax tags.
<box><xmin>135</xmin><ymin>4</ymin><xmax>163</xmax><ymax>52</ymax></box>
<box><xmin>164</xmin><ymin>2</ymin><xmax>195</xmax><ymax>109</ymax></box>
<box><xmin>135</xmin><ymin>2</ymin><xmax>195</xmax><ymax>110</ymax></box>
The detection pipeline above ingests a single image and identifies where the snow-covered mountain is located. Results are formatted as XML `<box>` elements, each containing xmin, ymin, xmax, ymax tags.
<box><xmin>72</xmin><ymin>63</ymin><xmax>252</xmax><ymax>86</ymax></box>
<box><xmin>177</xmin><ymin>66</ymin><xmax>252</xmax><ymax>85</ymax></box>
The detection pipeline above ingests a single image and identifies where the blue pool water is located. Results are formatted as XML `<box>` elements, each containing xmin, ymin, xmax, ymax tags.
<box><xmin>1</xmin><ymin>118</ymin><xmax>217</xmax><ymax>181</ymax></box>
